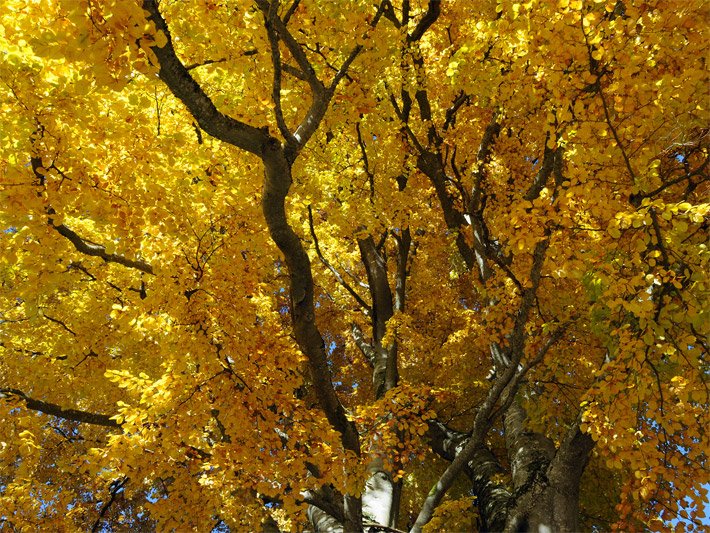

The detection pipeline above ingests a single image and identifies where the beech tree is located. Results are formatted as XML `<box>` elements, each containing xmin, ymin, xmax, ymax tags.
<box><xmin>0</xmin><ymin>0</ymin><xmax>708</xmax><ymax>531</ymax></box>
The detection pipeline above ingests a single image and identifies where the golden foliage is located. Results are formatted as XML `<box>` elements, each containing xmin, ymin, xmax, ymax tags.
<box><xmin>0</xmin><ymin>0</ymin><xmax>707</xmax><ymax>530</ymax></box>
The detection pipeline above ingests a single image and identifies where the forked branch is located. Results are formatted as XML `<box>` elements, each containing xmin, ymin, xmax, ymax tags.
<box><xmin>142</xmin><ymin>0</ymin><xmax>270</xmax><ymax>155</ymax></box>
<box><xmin>410</xmin><ymin>238</ymin><xmax>550</xmax><ymax>532</ymax></box>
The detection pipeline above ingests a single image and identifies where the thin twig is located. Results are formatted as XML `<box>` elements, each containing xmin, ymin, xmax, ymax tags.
<box><xmin>307</xmin><ymin>206</ymin><xmax>371</xmax><ymax>312</ymax></box>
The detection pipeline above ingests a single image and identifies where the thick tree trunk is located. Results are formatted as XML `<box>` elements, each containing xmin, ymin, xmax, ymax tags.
<box><xmin>503</xmin><ymin>426</ymin><xmax>595</xmax><ymax>533</ymax></box>
<box><xmin>427</xmin><ymin>415</ymin><xmax>594</xmax><ymax>533</ymax></box>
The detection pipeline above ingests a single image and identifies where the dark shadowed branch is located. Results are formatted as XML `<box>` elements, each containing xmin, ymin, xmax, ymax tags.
<box><xmin>142</xmin><ymin>0</ymin><xmax>270</xmax><ymax>155</ymax></box>
<box><xmin>51</xmin><ymin>222</ymin><xmax>154</xmax><ymax>275</ymax></box>
<box><xmin>29</xmin><ymin>155</ymin><xmax>154</xmax><ymax>275</ymax></box>
<box><xmin>91</xmin><ymin>477</ymin><xmax>128</xmax><ymax>533</ymax></box>
<box><xmin>0</xmin><ymin>388</ymin><xmax>120</xmax><ymax>427</ymax></box>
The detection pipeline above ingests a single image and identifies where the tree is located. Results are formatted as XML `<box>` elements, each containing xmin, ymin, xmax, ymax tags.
<box><xmin>0</xmin><ymin>0</ymin><xmax>707</xmax><ymax>530</ymax></box>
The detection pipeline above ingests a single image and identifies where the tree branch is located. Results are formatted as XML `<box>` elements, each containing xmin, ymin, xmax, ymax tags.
<box><xmin>467</xmin><ymin>112</ymin><xmax>501</xmax><ymax>281</ymax></box>
<box><xmin>351</xmin><ymin>323</ymin><xmax>377</xmax><ymax>367</ymax></box>
<box><xmin>416</xmin><ymin>150</ymin><xmax>475</xmax><ymax>269</ymax></box>
<box><xmin>308</xmin><ymin>206</ymin><xmax>371</xmax><ymax>312</ymax></box>
<box><xmin>282</xmin><ymin>63</ymin><xmax>309</xmax><ymax>81</ymax></box>
<box><xmin>1</xmin><ymin>388</ymin><xmax>120</xmax><ymax>427</ymax></box>
<box><xmin>288</xmin><ymin>1</ymin><xmax>386</xmax><ymax>155</ymax></box>
<box><xmin>393</xmin><ymin>228</ymin><xmax>411</xmax><ymax>313</ymax></box>
<box><xmin>92</xmin><ymin>477</ymin><xmax>128</xmax><ymax>533</ymax></box>
<box><xmin>524</xmin><ymin>142</ymin><xmax>556</xmax><ymax>201</ymax></box>
<box><xmin>410</xmin><ymin>238</ymin><xmax>550</xmax><ymax>532</ymax></box>
<box><xmin>358</xmin><ymin>236</ymin><xmax>394</xmax><ymax>345</ymax></box>
<box><xmin>256</xmin><ymin>0</ymin><xmax>324</xmax><ymax>96</ymax></box>
<box><xmin>142</xmin><ymin>0</ymin><xmax>269</xmax><ymax>155</ymax></box>
<box><xmin>358</xmin><ymin>234</ymin><xmax>398</xmax><ymax>397</ymax></box>
<box><xmin>263</xmin><ymin>1</ymin><xmax>298</xmax><ymax>146</ymax></box>
<box><xmin>407</xmin><ymin>0</ymin><xmax>441</xmax><ymax>43</ymax></box>
<box><xmin>185</xmin><ymin>57</ymin><xmax>228</xmax><ymax>70</ymax></box>
<box><xmin>426</xmin><ymin>420</ymin><xmax>511</xmax><ymax>532</ymax></box>
<box><xmin>282</xmin><ymin>0</ymin><xmax>301</xmax><ymax>25</ymax></box>
<box><xmin>50</xmin><ymin>221</ymin><xmax>154</xmax><ymax>275</ymax></box>
<box><xmin>443</xmin><ymin>91</ymin><xmax>468</xmax><ymax>131</ymax></box>
<box><xmin>261</xmin><ymin>142</ymin><xmax>361</xmax><ymax>459</ymax></box>
<box><xmin>29</xmin><ymin>155</ymin><xmax>155</xmax><ymax>275</ymax></box>
<box><xmin>356</xmin><ymin>121</ymin><xmax>376</xmax><ymax>201</ymax></box>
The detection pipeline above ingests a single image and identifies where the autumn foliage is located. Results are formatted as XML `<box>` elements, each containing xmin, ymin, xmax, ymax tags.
<box><xmin>0</xmin><ymin>0</ymin><xmax>708</xmax><ymax>531</ymax></box>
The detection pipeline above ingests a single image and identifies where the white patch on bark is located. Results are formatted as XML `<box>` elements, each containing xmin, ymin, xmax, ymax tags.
<box><xmin>362</xmin><ymin>459</ymin><xmax>395</xmax><ymax>526</ymax></box>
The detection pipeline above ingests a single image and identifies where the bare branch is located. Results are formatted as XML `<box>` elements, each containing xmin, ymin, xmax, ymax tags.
<box><xmin>301</xmin><ymin>490</ymin><xmax>345</xmax><ymax>523</ymax></box>
<box><xmin>386</xmin><ymin>86</ymin><xmax>425</xmax><ymax>152</ymax></box>
<box><xmin>467</xmin><ymin>111</ymin><xmax>502</xmax><ymax>281</ymax></box>
<box><xmin>492</xmin><ymin>322</ymin><xmax>570</xmax><ymax>423</ymax></box>
<box><xmin>443</xmin><ymin>91</ymin><xmax>468</xmax><ymax>131</ymax></box>
<box><xmin>415</xmin><ymin>150</ymin><xmax>474</xmax><ymax>269</ymax></box>
<box><xmin>358</xmin><ymin>236</ymin><xmax>394</xmax><ymax>345</ymax></box>
<box><xmin>381</xmin><ymin>0</ymin><xmax>402</xmax><ymax>28</ymax></box>
<box><xmin>426</xmin><ymin>420</ymin><xmax>511</xmax><ymax>532</ymax></box>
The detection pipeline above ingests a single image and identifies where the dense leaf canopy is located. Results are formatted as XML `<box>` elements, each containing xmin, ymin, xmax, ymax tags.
<box><xmin>0</xmin><ymin>1</ymin><xmax>708</xmax><ymax>531</ymax></box>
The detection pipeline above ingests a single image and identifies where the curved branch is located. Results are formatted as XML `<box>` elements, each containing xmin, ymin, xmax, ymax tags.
<box><xmin>142</xmin><ymin>0</ymin><xmax>269</xmax><ymax>155</ymax></box>
<box><xmin>51</xmin><ymin>221</ymin><xmax>154</xmax><ymax>275</ymax></box>
<box><xmin>261</xmin><ymin>142</ymin><xmax>360</xmax><ymax>457</ymax></box>
<box><xmin>1</xmin><ymin>388</ymin><xmax>120</xmax><ymax>427</ymax></box>
<box><xmin>426</xmin><ymin>420</ymin><xmax>511</xmax><ymax>532</ymax></box>
<box><xmin>29</xmin><ymin>155</ymin><xmax>154</xmax><ymax>275</ymax></box>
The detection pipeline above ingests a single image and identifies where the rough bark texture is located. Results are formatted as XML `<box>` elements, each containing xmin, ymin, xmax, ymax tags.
<box><xmin>503</xmin><ymin>425</ymin><xmax>594</xmax><ymax>532</ymax></box>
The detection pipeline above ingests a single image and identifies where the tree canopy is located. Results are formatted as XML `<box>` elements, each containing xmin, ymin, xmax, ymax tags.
<box><xmin>0</xmin><ymin>0</ymin><xmax>708</xmax><ymax>531</ymax></box>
